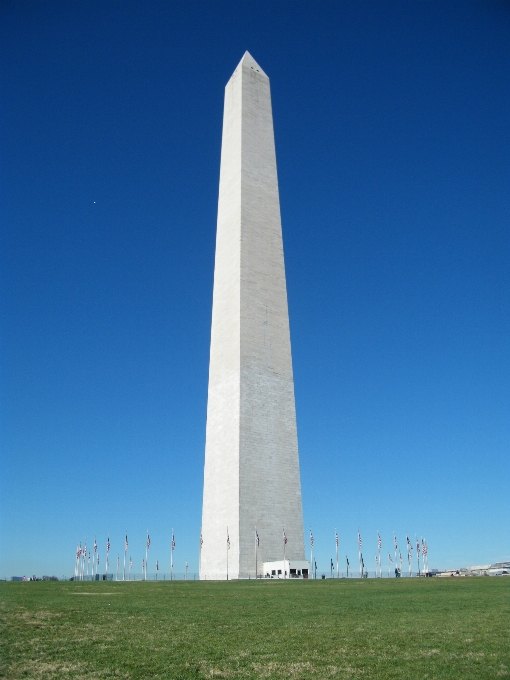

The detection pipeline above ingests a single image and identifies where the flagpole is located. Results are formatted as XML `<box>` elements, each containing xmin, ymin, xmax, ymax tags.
<box><xmin>199</xmin><ymin>529</ymin><xmax>203</xmax><ymax>579</ymax></box>
<box><xmin>388</xmin><ymin>553</ymin><xmax>391</xmax><ymax>578</ymax></box>
<box><xmin>358</xmin><ymin>529</ymin><xmax>362</xmax><ymax>578</ymax></box>
<box><xmin>283</xmin><ymin>527</ymin><xmax>286</xmax><ymax>579</ymax></box>
<box><xmin>171</xmin><ymin>529</ymin><xmax>174</xmax><ymax>581</ymax></box>
<box><xmin>122</xmin><ymin>531</ymin><xmax>127</xmax><ymax>581</ymax></box>
<box><xmin>394</xmin><ymin>533</ymin><xmax>398</xmax><ymax>576</ymax></box>
<box><xmin>346</xmin><ymin>556</ymin><xmax>349</xmax><ymax>578</ymax></box>
<box><xmin>255</xmin><ymin>527</ymin><xmax>257</xmax><ymax>580</ymax></box>
<box><xmin>416</xmin><ymin>535</ymin><xmax>421</xmax><ymax>576</ymax></box>
<box><xmin>106</xmin><ymin>535</ymin><xmax>110</xmax><ymax>581</ymax></box>
<box><xmin>145</xmin><ymin>530</ymin><xmax>149</xmax><ymax>581</ymax></box>
<box><xmin>226</xmin><ymin>527</ymin><xmax>229</xmax><ymax>581</ymax></box>
<box><xmin>335</xmin><ymin>529</ymin><xmax>339</xmax><ymax>579</ymax></box>
<box><xmin>309</xmin><ymin>527</ymin><xmax>313</xmax><ymax>580</ymax></box>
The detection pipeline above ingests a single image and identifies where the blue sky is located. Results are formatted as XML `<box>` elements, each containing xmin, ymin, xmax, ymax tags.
<box><xmin>1</xmin><ymin>1</ymin><xmax>509</xmax><ymax>578</ymax></box>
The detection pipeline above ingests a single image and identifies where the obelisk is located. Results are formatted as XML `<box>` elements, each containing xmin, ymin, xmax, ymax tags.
<box><xmin>201</xmin><ymin>52</ymin><xmax>305</xmax><ymax>579</ymax></box>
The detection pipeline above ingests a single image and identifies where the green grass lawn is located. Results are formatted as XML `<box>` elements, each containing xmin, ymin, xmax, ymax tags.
<box><xmin>1</xmin><ymin>577</ymin><xmax>508</xmax><ymax>679</ymax></box>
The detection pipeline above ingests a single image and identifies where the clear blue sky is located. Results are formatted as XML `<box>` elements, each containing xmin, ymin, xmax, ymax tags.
<box><xmin>1</xmin><ymin>1</ymin><xmax>509</xmax><ymax>578</ymax></box>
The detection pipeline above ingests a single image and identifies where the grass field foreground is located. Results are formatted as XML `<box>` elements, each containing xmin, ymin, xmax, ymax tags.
<box><xmin>1</xmin><ymin>577</ymin><xmax>509</xmax><ymax>679</ymax></box>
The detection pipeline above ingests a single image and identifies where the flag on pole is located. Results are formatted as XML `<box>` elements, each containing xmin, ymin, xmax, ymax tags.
<box><xmin>416</xmin><ymin>538</ymin><xmax>420</xmax><ymax>554</ymax></box>
<box><xmin>377</xmin><ymin>532</ymin><xmax>382</xmax><ymax>550</ymax></box>
<box><xmin>156</xmin><ymin>560</ymin><xmax>159</xmax><ymax>571</ymax></box>
<box><xmin>346</xmin><ymin>557</ymin><xmax>349</xmax><ymax>566</ymax></box>
<box><xmin>255</xmin><ymin>529</ymin><xmax>259</xmax><ymax>546</ymax></box>
<box><xmin>394</xmin><ymin>535</ymin><xmax>398</xmax><ymax>551</ymax></box>
<box><xmin>335</xmin><ymin>531</ymin><xmax>339</xmax><ymax>547</ymax></box>
<box><xmin>107</xmin><ymin>535</ymin><xmax>111</xmax><ymax>553</ymax></box>
<box><xmin>125</xmin><ymin>534</ymin><xmax>129</xmax><ymax>552</ymax></box>
<box><xmin>358</xmin><ymin>530</ymin><xmax>362</xmax><ymax>550</ymax></box>
<box><xmin>147</xmin><ymin>534</ymin><xmax>151</xmax><ymax>550</ymax></box>
<box><xmin>283</xmin><ymin>530</ymin><xmax>288</xmax><ymax>545</ymax></box>
<box><xmin>97</xmin><ymin>554</ymin><xmax>100</xmax><ymax>565</ymax></box>
<box><xmin>172</xmin><ymin>532</ymin><xmax>175</xmax><ymax>551</ymax></box>
<box><xmin>388</xmin><ymin>553</ymin><xmax>393</xmax><ymax>562</ymax></box>
<box><xmin>117</xmin><ymin>554</ymin><xmax>120</xmax><ymax>568</ymax></box>
<box><xmin>227</xmin><ymin>530</ymin><xmax>230</xmax><ymax>550</ymax></box>
<box><xmin>129</xmin><ymin>556</ymin><xmax>132</xmax><ymax>568</ymax></box>
<box><xmin>200</xmin><ymin>532</ymin><xmax>203</xmax><ymax>547</ymax></box>
<box><xmin>186</xmin><ymin>560</ymin><xmax>188</xmax><ymax>572</ymax></box>
<box><xmin>310</xmin><ymin>528</ymin><xmax>314</xmax><ymax>549</ymax></box>
<box><xmin>94</xmin><ymin>538</ymin><xmax>97</xmax><ymax>554</ymax></box>
<box><xmin>406</xmin><ymin>535</ymin><xmax>412</xmax><ymax>552</ymax></box>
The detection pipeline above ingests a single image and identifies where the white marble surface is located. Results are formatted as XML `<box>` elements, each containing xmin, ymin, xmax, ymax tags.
<box><xmin>201</xmin><ymin>52</ymin><xmax>305</xmax><ymax>580</ymax></box>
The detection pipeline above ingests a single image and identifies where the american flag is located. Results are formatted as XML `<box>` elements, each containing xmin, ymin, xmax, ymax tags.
<box><xmin>94</xmin><ymin>539</ymin><xmax>97</xmax><ymax>554</ymax></box>
<box><xmin>227</xmin><ymin>531</ymin><xmax>230</xmax><ymax>550</ymax></box>
<box><xmin>310</xmin><ymin>528</ymin><xmax>314</xmax><ymax>549</ymax></box>
<box><xmin>172</xmin><ymin>533</ymin><xmax>175</xmax><ymax>551</ymax></box>
<box><xmin>416</xmin><ymin>539</ymin><xmax>420</xmax><ymax>555</ymax></box>
<box><xmin>283</xmin><ymin>529</ymin><xmax>288</xmax><ymax>545</ymax></box>
<box><xmin>358</xmin><ymin>531</ymin><xmax>362</xmax><ymax>550</ymax></box>
<box><xmin>406</xmin><ymin>535</ymin><xmax>412</xmax><ymax>552</ymax></box>
<box><xmin>185</xmin><ymin>561</ymin><xmax>188</xmax><ymax>572</ymax></box>
<box><xmin>125</xmin><ymin>534</ymin><xmax>128</xmax><ymax>552</ymax></box>
<box><xmin>83</xmin><ymin>545</ymin><xmax>87</xmax><ymax>558</ymax></box>
<box><xmin>255</xmin><ymin>529</ymin><xmax>259</xmax><ymax>547</ymax></box>
<box><xmin>335</xmin><ymin>531</ymin><xmax>339</xmax><ymax>548</ymax></box>
<box><xmin>388</xmin><ymin>553</ymin><xmax>393</xmax><ymax>562</ymax></box>
<box><xmin>377</xmin><ymin>532</ymin><xmax>382</xmax><ymax>550</ymax></box>
<box><xmin>88</xmin><ymin>553</ymin><xmax>91</xmax><ymax>564</ymax></box>
<box><xmin>77</xmin><ymin>545</ymin><xmax>81</xmax><ymax>558</ymax></box>
<box><xmin>107</xmin><ymin>536</ymin><xmax>110</xmax><ymax>553</ymax></box>
<box><xmin>156</xmin><ymin>560</ymin><xmax>159</xmax><ymax>571</ymax></box>
<box><xmin>394</xmin><ymin>534</ymin><xmax>398</xmax><ymax>551</ymax></box>
<box><xmin>422</xmin><ymin>539</ymin><xmax>428</xmax><ymax>556</ymax></box>
<box><xmin>97</xmin><ymin>555</ymin><xmax>100</xmax><ymax>565</ymax></box>
<box><xmin>147</xmin><ymin>534</ymin><xmax>151</xmax><ymax>550</ymax></box>
<box><xmin>375</xmin><ymin>555</ymin><xmax>379</xmax><ymax>565</ymax></box>
<box><xmin>399</xmin><ymin>552</ymin><xmax>403</xmax><ymax>566</ymax></box>
<box><xmin>142</xmin><ymin>558</ymin><xmax>145</xmax><ymax>570</ymax></box>
<box><xmin>346</xmin><ymin>556</ymin><xmax>349</xmax><ymax>566</ymax></box>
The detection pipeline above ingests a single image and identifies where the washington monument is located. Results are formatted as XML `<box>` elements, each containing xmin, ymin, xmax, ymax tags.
<box><xmin>200</xmin><ymin>52</ymin><xmax>305</xmax><ymax>579</ymax></box>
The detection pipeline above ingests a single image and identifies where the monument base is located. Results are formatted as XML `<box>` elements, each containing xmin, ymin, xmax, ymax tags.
<box><xmin>262</xmin><ymin>560</ymin><xmax>310</xmax><ymax>579</ymax></box>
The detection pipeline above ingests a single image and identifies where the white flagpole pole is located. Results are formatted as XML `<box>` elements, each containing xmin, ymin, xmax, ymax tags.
<box><xmin>226</xmin><ymin>527</ymin><xmax>229</xmax><ymax>581</ymax></box>
<box><xmin>358</xmin><ymin>530</ymin><xmax>362</xmax><ymax>579</ymax></box>
<box><xmin>283</xmin><ymin>528</ymin><xmax>286</xmax><ymax>579</ymax></box>
<box><xmin>171</xmin><ymin>529</ymin><xmax>174</xmax><ymax>581</ymax></box>
<box><xmin>145</xmin><ymin>531</ymin><xmax>149</xmax><ymax>581</ymax></box>
<box><xmin>106</xmin><ymin>536</ymin><xmax>109</xmax><ymax>581</ymax></box>
<box><xmin>123</xmin><ymin>533</ymin><xmax>127</xmax><ymax>581</ymax></box>
<box><xmin>199</xmin><ymin>530</ymin><xmax>203</xmax><ymax>579</ymax></box>
<box><xmin>309</xmin><ymin>528</ymin><xmax>312</xmax><ymax>580</ymax></box>
<box><xmin>388</xmin><ymin>554</ymin><xmax>390</xmax><ymax>578</ymax></box>
<box><xmin>394</xmin><ymin>533</ymin><xmax>397</xmax><ymax>575</ymax></box>
<box><xmin>255</xmin><ymin>527</ymin><xmax>257</xmax><ymax>580</ymax></box>
<box><xmin>416</xmin><ymin>535</ymin><xmax>420</xmax><ymax>576</ymax></box>
<box><xmin>335</xmin><ymin>529</ymin><xmax>339</xmax><ymax>579</ymax></box>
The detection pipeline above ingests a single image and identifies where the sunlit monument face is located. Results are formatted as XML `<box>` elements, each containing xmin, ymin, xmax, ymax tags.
<box><xmin>200</xmin><ymin>52</ymin><xmax>305</xmax><ymax>580</ymax></box>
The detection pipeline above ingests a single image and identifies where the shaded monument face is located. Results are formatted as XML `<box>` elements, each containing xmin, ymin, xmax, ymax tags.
<box><xmin>200</xmin><ymin>52</ymin><xmax>305</xmax><ymax>580</ymax></box>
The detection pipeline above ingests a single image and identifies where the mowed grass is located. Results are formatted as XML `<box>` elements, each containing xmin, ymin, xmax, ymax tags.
<box><xmin>1</xmin><ymin>578</ymin><xmax>509</xmax><ymax>679</ymax></box>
